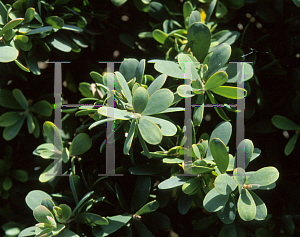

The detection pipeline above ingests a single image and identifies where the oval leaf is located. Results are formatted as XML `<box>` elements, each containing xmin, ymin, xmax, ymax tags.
<box><xmin>144</xmin><ymin>116</ymin><xmax>177</xmax><ymax>136</ymax></box>
<box><xmin>210</xmin><ymin>86</ymin><xmax>246</xmax><ymax>99</ymax></box>
<box><xmin>237</xmin><ymin>189</ymin><xmax>256</xmax><ymax>221</ymax></box>
<box><xmin>0</xmin><ymin>46</ymin><xmax>19</xmax><ymax>62</ymax></box>
<box><xmin>214</xmin><ymin>174</ymin><xmax>237</xmax><ymax>195</ymax></box>
<box><xmin>25</xmin><ymin>190</ymin><xmax>52</xmax><ymax>211</ymax></box>
<box><xmin>13</xmin><ymin>89</ymin><xmax>28</xmax><ymax>109</ymax></box>
<box><xmin>131</xmin><ymin>176</ymin><xmax>151</xmax><ymax>212</ymax></box>
<box><xmin>245</xmin><ymin>166</ymin><xmax>279</xmax><ymax>186</ymax></box>
<box><xmin>272</xmin><ymin>115</ymin><xmax>300</xmax><ymax>130</ymax></box>
<box><xmin>138</xmin><ymin>117</ymin><xmax>162</xmax><ymax>145</ymax></box>
<box><xmin>205</xmin><ymin>71</ymin><xmax>228</xmax><ymax>91</ymax></box>
<box><xmin>43</xmin><ymin>121</ymin><xmax>63</xmax><ymax>151</ymax></box>
<box><xmin>210</xmin><ymin>138</ymin><xmax>229</xmax><ymax>174</ymax></box>
<box><xmin>203</xmin><ymin>188</ymin><xmax>229</xmax><ymax>212</ymax></box>
<box><xmin>75</xmin><ymin>213</ymin><xmax>108</xmax><ymax>226</ymax></box>
<box><xmin>69</xmin><ymin>133</ymin><xmax>92</xmax><ymax>156</ymax></box>
<box><xmin>136</xmin><ymin>200</ymin><xmax>159</xmax><ymax>215</ymax></box>
<box><xmin>3</xmin><ymin>114</ymin><xmax>25</xmax><ymax>141</ymax></box>
<box><xmin>187</xmin><ymin>22</ymin><xmax>211</xmax><ymax>62</ymax></box>
<box><xmin>142</xmin><ymin>89</ymin><xmax>174</xmax><ymax>116</ymax></box>
<box><xmin>132</xmin><ymin>87</ymin><xmax>149</xmax><ymax>113</ymax></box>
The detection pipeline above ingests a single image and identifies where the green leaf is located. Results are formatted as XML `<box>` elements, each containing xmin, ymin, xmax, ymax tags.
<box><xmin>189</xmin><ymin>11</ymin><xmax>201</xmax><ymax>27</ymax></box>
<box><xmin>221</xmin><ymin>63</ymin><xmax>253</xmax><ymax>83</ymax></box>
<box><xmin>39</xmin><ymin>161</ymin><xmax>57</xmax><ymax>182</ymax></box>
<box><xmin>217</xmin><ymin>193</ymin><xmax>236</xmax><ymax>224</ymax></box>
<box><xmin>249</xmin><ymin>191</ymin><xmax>267</xmax><ymax>220</ymax></box>
<box><xmin>26</xmin><ymin>26</ymin><xmax>53</xmax><ymax>35</ymax></box>
<box><xmin>178</xmin><ymin>53</ymin><xmax>200</xmax><ymax>79</ymax></box>
<box><xmin>214</xmin><ymin>174</ymin><xmax>237</xmax><ymax>195</ymax></box>
<box><xmin>111</xmin><ymin>0</ymin><xmax>127</xmax><ymax>6</ymax></box>
<box><xmin>210</xmin><ymin>138</ymin><xmax>229</xmax><ymax>174</ymax></box>
<box><xmin>154</xmin><ymin>61</ymin><xmax>186</xmax><ymax>79</ymax></box>
<box><xmin>12</xmin><ymin>169</ymin><xmax>28</xmax><ymax>182</ymax></box>
<box><xmin>177</xmin><ymin>84</ymin><xmax>195</xmax><ymax>98</ymax></box>
<box><xmin>237</xmin><ymin>139</ymin><xmax>254</xmax><ymax>169</ymax></box>
<box><xmin>41</xmin><ymin>198</ymin><xmax>56</xmax><ymax>216</ymax></box>
<box><xmin>124</xmin><ymin>120</ymin><xmax>136</xmax><ymax>155</ymax></box>
<box><xmin>132</xmin><ymin>87</ymin><xmax>149</xmax><ymax>113</ymax></box>
<box><xmin>0</xmin><ymin>46</ymin><xmax>19</xmax><ymax>62</ymax></box>
<box><xmin>0</xmin><ymin>18</ymin><xmax>24</xmax><ymax>37</ymax></box>
<box><xmin>207</xmin><ymin>121</ymin><xmax>232</xmax><ymax>156</ymax></box>
<box><xmin>46</xmin><ymin>16</ymin><xmax>64</xmax><ymax>29</ymax></box>
<box><xmin>193</xmin><ymin>94</ymin><xmax>204</xmax><ymax>126</ymax></box>
<box><xmin>182</xmin><ymin>177</ymin><xmax>200</xmax><ymax>195</ymax></box>
<box><xmin>75</xmin><ymin>213</ymin><xmax>108</xmax><ymax>226</ymax></box>
<box><xmin>90</xmin><ymin>71</ymin><xmax>103</xmax><ymax>84</ymax></box>
<box><xmin>43</xmin><ymin>121</ymin><xmax>63</xmax><ymax>151</ymax></box>
<box><xmin>142</xmin><ymin>89</ymin><xmax>173</xmax><ymax>116</ymax></box>
<box><xmin>293</xmin><ymin>0</ymin><xmax>300</xmax><ymax>7</ymax></box>
<box><xmin>205</xmin><ymin>71</ymin><xmax>228</xmax><ymax>91</ymax></box>
<box><xmin>212</xmin><ymin>31</ymin><xmax>240</xmax><ymax>47</ymax></box>
<box><xmin>69</xmin><ymin>174</ymin><xmax>80</xmax><ymax>205</ymax></box>
<box><xmin>138</xmin><ymin>117</ymin><xmax>162</xmax><ymax>145</ymax></box>
<box><xmin>3</xmin><ymin>114</ymin><xmax>25</xmax><ymax>141</ymax></box>
<box><xmin>24</xmin><ymin>7</ymin><xmax>35</xmax><ymax>23</ymax></box>
<box><xmin>0</xmin><ymin>89</ymin><xmax>22</xmax><ymax>109</ymax></box>
<box><xmin>0</xmin><ymin>111</ymin><xmax>23</xmax><ymax>127</ymax></box>
<box><xmin>147</xmin><ymin>74</ymin><xmax>167</xmax><ymax>97</ymax></box>
<box><xmin>158</xmin><ymin>176</ymin><xmax>191</xmax><ymax>189</ymax></box>
<box><xmin>69</xmin><ymin>133</ymin><xmax>92</xmax><ymax>156</ymax></box>
<box><xmin>203</xmin><ymin>188</ymin><xmax>229</xmax><ymax>212</ymax></box>
<box><xmin>237</xmin><ymin>189</ymin><xmax>256</xmax><ymax>221</ymax></box>
<box><xmin>98</xmin><ymin>107</ymin><xmax>132</xmax><ymax>120</ymax></box>
<box><xmin>136</xmin><ymin>200</ymin><xmax>159</xmax><ymax>215</ymax></box>
<box><xmin>285</xmin><ymin>133</ymin><xmax>299</xmax><ymax>156</ymax></box>
<box><xmin>206</xmin><ymin>91</ymin><xmax>230</xmax><ymax>121</ymax></box>
<box><xmin>25</xmin><ymin>55</ymin><xmax>40</xmax><ymax>75</ymax></box>
<box><xmin>205</xmin><ymin>0</ymin><xmax>217</xmax><ymax>23</ymax></box>
<box><xmin>210</xmin><ymin>86</ymin><xmax>246</xmax><ymax>99</ymax></box>
<box><xmin>246</xmin><ymin>166</ymin><xmax>279</xmax><ymax>186</ymax></box>
<box><xmin>144</xmin><ymin>116</ymin><xmax>177</xmax><ymax>136</ymax></box>
<box><xmin>133</xmin><ymin>220</ymin><xmax>154</xmax><ymax>237</ymax></box>
<box><xmin>25</xmin><ymin>190</ymin><xmax>52</xmax><ymax>211</ymax></box>
<box><xmin>2</xmin><ymin>176</ymin><xmax>12</xmax><ymax>191</ymax></box>
<box><xmin>178</xmin><ymin>191</ymin><xmax>193</xmax><ymax>214</ymax></box>
<box><xmin>52</xmin><ymin>224</ymin><xmax>65</xmax><ymax>235</ymax></box>
<box><xmin>272</xmin><ymin>115</ymin><xmax>300</xmax><ymax>130</ymax></box>
<box><xmin>233</xmin><ymin>167</ymin><xmax>246</xmax><ymax>186</ymax></box>
<box><xmin>131</xmin><ymin>176</ymin><xmax>151</xmax><ymax>212</ymax></box>
<box><xmin>152</xmin><ymin>29</ymin><xmax>168</xmax><ymax>44</ymax></box>
<box><xmin>59</xmin><ymin>204</ymin><xmax>72</xmax><ymax>221</ymax></box>
<box><xmin>216</xmin><ymin>1</ymin><xmax>227</xmax><ymax>18</ymax></box>
<box><xmin>55</xmin><ymin>228</ymin><xmax>78</xmax><ymax>237</ymax></box>
<box><xmin>27</xmin><ymin>113</ymin><xmax>35</xmax><ymax>133</ymax></box>
<box><xmin>205</xmin><ymin>43</ymin><xmax>231</xmax><ymax>80</ymax></box>
<box><xmin>47</xmin><ymin>34</ymin><xmax>73</xmax><ymax>52</ymax></box>
<box><xmin>187</xmin><ymin>22</ymin><xmax>211</xmax><ymax>62</ymax></box>
<box><xmin>31</xmin><ymin>100</ymin><xmax>52</xmax><ymax>117</ymax></box>
<box><xmin>12</xmin><ymin>89</ymin><xmax>28</xmax><ymax>109</ymax></box>
<box><xmin>115</xmin><ymin>71</ymin><xmax>133</xmax><ymax>104</ymax></box>
<box><xmin>18</xmin><ymin>226</ymin><xmax>36</xmax><ymax>237</ymax></box>
<box><xmin>92</xmin><ymin>214</ymin><xmax>132</xmax><ymax>237</ymax></box>
<box><xmin>0</xmin><ymin>1</ymin><xmax>7</xmax><ymax>25</ymax></box>
<box><xmin>183</xmin><ymin>1</ymin><xmax>193</xmax><ymax>20</ymax></box>
<box><xmin>71</xmin><ymin>191</ymin><xmax>94</xmax><ymax>217</ymax></box>
<box><xmin>33</xmin><ymin>205</ymin><xmax>55</xmax><ymax>224</ymax></box>
<box><xmin>119</xmin><ymin>58</ymin><xmax>139</xmax><ymax>82</ymax></box>
<box><xmin>135</xmin><ymin>59</ymin><xmax>146</xmax><ymax>84</ymax></box>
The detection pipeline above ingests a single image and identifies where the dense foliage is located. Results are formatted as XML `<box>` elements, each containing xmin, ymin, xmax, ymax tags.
<box><xmin>0</xmin><ymin>0</ymin><xmax>300</xmax><ymax>236</ymax></box>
